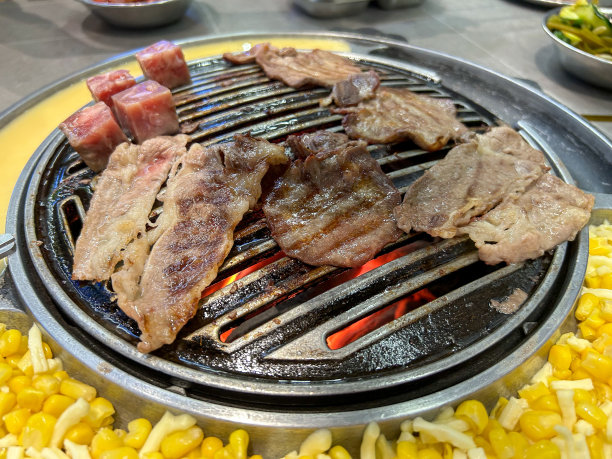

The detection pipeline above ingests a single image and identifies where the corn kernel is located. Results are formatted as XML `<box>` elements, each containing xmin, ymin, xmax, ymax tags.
<box><xmin>590</xmin><ymin>237</ymin><xmax>611</xmax><ymax>256</ymax></box>
<box><xmin>599</xmin><ymin>301</ymin><xmax>612</xmax><ymax>322</ymax></box>
<box><xmin>416</xmin><ymin>449</ymin><xmax>441</xmax><ymax>459</ymax></box>
<box><xmin>524</xmin><ymin>439</ymin><xmax>561</xmax><ymax>459</ymax></box>
<box><xmin>99</xmin><ymin>446</ymin><xmax>139</xmax><ymax>459</ymax></box>
<box><xmin>59</xmin><ymin>379</ymin><xmax>96</xmax><ymax>402</ymax></box>
<box><xmin>123</xmin><ymin>418</ymin><xmax>152</xmax><ymax>450</ymax></box>
<box><xmin>576</xmin><ymin>402</ymin><xmax>608</xmax><ymax>429</ymax></box>
<box><xmin>8</xmin><ymin>375</ymin><xmax>31</xmax><ymax>394</ymax></box>
<box><xmin>586</xmin><ymin>433</ymin><xmax>605</xmax><ymax>459</ymax></box>
<box><xmin>488</xmin><ymin>428</ymin><xmax>513</xmax><ymax>459</ymax></box>
<box><xmin>53</xmin><ymin>371</ymin><xmax>69</xmax><ymax>381</ymax></box>
<box><xmin>0</xmin><ymin>363</ymin><xmax>13</xmax><ymax>385</ymax></box>
<box><xmin>585</xmin><ymin>276</ymin><xmax>601</xmax><ymax>289</ymax></box>
<box><xmin>16</xmin><ymin>387</ymin><xmax>45</xmax><ymax>412</ymax></box>
<box><xmin>201</xmin><ymin>436</ymin><xmax>224</xmax><ymax>459</ymax></box>
<box><xmin>143</xmin><ymin>453</ymin><xmax>164</xmax><ymax>459</ymax></box>
<box><xmin>229</xmin><ymin>429</ymin><xmax>249</xmax><ymax>459</ymax></box>
<box><xmin>574</xmin><ymin>389</ymin><xmax>596</xmax><ymax>405</ymax></box>
<box><xmin>489</xmin><ymin>398</ymin><xmax>508</xmax><ymax>420</ymax></box>
<box><xmin>84</xmin><ymin>397</ymin><xmax>115</xmax><ymax>429</ymax></box>
<box><xmin>5</xmin><ymin>355</ymin><xmax>21</xmax><ymax>368</ymax></box>
<box><xmin>586</xmin><ymin>309</ymin><xmax>606</xmax><ymax>330</ymax></box>
<box><xmin>160</xmin><ymin>426</ymin><xmax>204</xmax><ymax>459</ymax></box>
<box><xmin>579</xmin><ymin>322</ymin><xmax>598</xmax><ymax>340</ymax></box>
<box><xmin>42</xmin><ymin>394</ymin><xmax>75</xmax><ymax>418</ymax></box>
<box><xmin>601</xmin><ymin>273</ymin><xmax>612</xmax><ymax>289</ymax></box>
<box><xmin>184</xmin><ymin>449</ymin><xmax>201</xmax><ymax>459</ymax></box>
<box><xmin>91</xmin><ymin>427</ymin><xmax>123</xmax><ymax>459</ymax></box>
<box><xmin>519</xmin><ymin>410</ymin><xmax>562</xmax><ymax>441</ymax></box>
<box><xmin>571</xmin><ymin>369</ymin><xmax>591</xmax><ymax>381</ymax></box>
<box><xmin>3</xmin><ymin>408</ymin><xmax>31</xmax><ymax>435</ymax></box>
<box><xmin>581</xmin><ymin>350</ymin><xmax>612</xmax><ymax>381</ymax></box>
<box><xmin>32</xmin><ymin>375</ymin><xmax>60</xmax><ymax>398</ymax></box>
<box><xmin>593</xmin><ymin>381</ymin><xmax>612</xmax><ymax>404</ymax></box>
<box><xmin>507</xmin><ymin>431</ymin><xmax>528</xmax><ymax>458</ymax></box>
<box><xmin>455</xmin><ymin>400</ymin><xmax>488</xmax><ymax>434</ymax></box>
<box><xmin>64</xmin><ymin>422</ymin><xmax>94</xmax><ymax>445</ymax></box>
<box><xmin>329</xmin><ymin>445</ymin><xmax>352</xmax><ymax>459</ymax></box>
<box><xmin>548</xmin><ymin>345</ymin><xmax>572</xmax><ymax>370</ymax></box>
<box><xmin>473</xmin><ymin>436</ymin><xmax>494</xmax><ymax>456</ymax></box>
<box><xmin>0</xmin><ymin>392</ymin><xmax>17</xmax><ymax>417</ymax></box>
<box><xmin>532</xmin><ymin>394</ymin><xmax>561</xmax><ymax>413</ymax></box>
<box><xmin>0</xmin><ymin>330</ymin><xmax>22</xmax><ymax>357</ymax></box>
<box><xmin>42</xmin><ymin>343</ymin><xmax>53</xmax><ymax>360</ymax></box>
<box><xmin>577</xmin><ymin>293</ymin><xmax>600</xmax><ymax>322</ymax></box>
<box><xmin>598</xmin><ymin>323</ymin><xmax>612</xmax><ymax>337</ymax></box>
<box><xmin>19</xmin><ymin>412</ymin><xmax>56</xmax><ymax>450</ymax></box>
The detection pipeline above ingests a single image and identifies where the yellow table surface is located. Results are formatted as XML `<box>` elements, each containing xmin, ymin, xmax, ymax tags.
<box><xmin>0</xmin><ymin>37</ymin><xmax>351</xmax><ymax>234</ymax></box>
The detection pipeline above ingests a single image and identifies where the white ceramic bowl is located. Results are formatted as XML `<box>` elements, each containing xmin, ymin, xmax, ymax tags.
<box><xmin>77</xmin><ymin>0</ymin><xmax>192</xmax><ymax>28</ymax></box>
<box><xmin>543</xmin><ymin>7</ymin><xmax>612</xmax><ymax>90</ymax></box>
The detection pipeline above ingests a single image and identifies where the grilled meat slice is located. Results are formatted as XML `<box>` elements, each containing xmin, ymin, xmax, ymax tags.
<box><xmin>286</xmin><ymin>131</ymin><xmax>351</xmax><ymax>160</ymax></box>
<box><xmin>332</xmin><ymin>87</ymin><xmax>467</xmax><ymax>151</ymax></box>
<box><xmin>460</xmin><ymin>173</ymin><xmax>594</xmax><ymax>265</ymax></box>
<box><xmin>394</xmin><ymin>127</ymin><xmax>549</xmax><ymax>239</ymax></box>
<box><xmin>329</xmin><ymin>70</ymin><xmax>380</xmax><ymax>107</ymax></box>
<box><xmin>72</xmin><ymin>135</ymin><xmax>189</xmax><ymax>281</ymax></box>
<box><xmin>118</xmin><ymin>135</ymin><xmax>288</xmax><ymax>353</ymax></box>
<box><xmin>223</xmin><ymin>43</ymin><xmax>362</xmax><ymax>88</ymax></box>
<box><xmin>264</xmin><ymin>137</ymin><xmax>402</xmax><ymax>268</ymax></box>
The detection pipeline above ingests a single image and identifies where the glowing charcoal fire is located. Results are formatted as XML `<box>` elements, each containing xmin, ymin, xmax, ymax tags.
<box><xmin>215</xmin><ymin>240</ymin><xmax>434</xmax><ymax>345</ymax></box>
<box><xmin>326</xmin><ymin>288</ymin><xmax>436</xmax><ymax>350</ymax></box>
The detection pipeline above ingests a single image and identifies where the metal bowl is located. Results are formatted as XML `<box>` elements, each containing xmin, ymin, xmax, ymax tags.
<box><xmin>77</xmin><ymin>0</ymin><xmax>192</xmax><ymax>28</ymax></box>
<box><xmin>543</xmin><ymin>8</ymin><xmax>612</xmax><ymax>90</ymax></box>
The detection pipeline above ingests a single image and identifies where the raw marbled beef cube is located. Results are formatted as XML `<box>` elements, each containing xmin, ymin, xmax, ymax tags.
<box><xmin>136</xmin><ymin>40</ymin><xmax>191</xmax><ymax>89</ymax></box>
<box><xmin>86</xmin><ymin>70</ymin><xmax>136</xmax><ymax>108</ymax></box>
<box><xmin>112</xmin><ymin>80</ymin><xmax>179</xmax><ymax>143</ymax></box>
<box><xmin>59</xmin><ymin>102</ymin><xmax>128</xmax><ymax>172</ymax></box>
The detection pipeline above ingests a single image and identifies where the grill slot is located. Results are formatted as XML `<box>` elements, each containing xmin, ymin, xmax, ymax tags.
<box><xmin>33</xmin><ymin>52</ymin><xmax>565</xmax><ymax>393</ymax></box>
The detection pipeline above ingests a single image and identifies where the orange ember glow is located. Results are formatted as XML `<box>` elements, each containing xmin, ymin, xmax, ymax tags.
<box><xmin>200</xmin><ymin>252</ymin><xmax>285</xmax><ymax>299</ymax></box>
<box><xmin>326</xmin><ymin>288</ymin><xmax>437</xmax><ymax>350</ymax></box>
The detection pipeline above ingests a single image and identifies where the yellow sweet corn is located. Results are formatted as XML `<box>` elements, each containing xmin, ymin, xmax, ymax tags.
<box><xmin>16</xmin><ymin>387</ymin><xmax>45</xmax><ymax>412</ymax></box>
<box><xmin>590</xmin><ymin>237</ymin><xmax>610</xmax><ymax>256</ymax></box>
<box><xmin>8</xmin><ymin>375</ymin><xmax>31</xmax><ymax>394</ymax></box>
<box><xmin>0</xmin><ymin>330</ymin><xmax>22</xmax><ymax>357</ymax></box>
<box><xmin>454</xmin><ymin>400</ymin><xmax>488</xmax><ymax>434</ymax></box>
<box><xmin>601</xmin><ymin>273</ymin><xmax>612</xmax><ymax>289</ymax></box>
<box><xmin>32</xmin><ymin>375</ymin><xmax>60</xmax><ymax>398</ymax></box>
<box><xmin>64</xmin><ymin>422</ymin><xmax>94</xmax><ymax>445</ymax></box>
<box><xmin>0</xmin><ymin>392</ymin><xmax>17</xmax><ymax>417</ymax></box>
<box><xmin>507</xmin><ymin>431</ymin><xmax>528</xmax><ymax>458</ymax></box>
<box><xmin>549</xmin><ymin>344</ymin><xmax>573</xmax><ymax>370</ymax></box>
<box><xmin>579</xmin><ymin>322</ymin><xmax>598</xmax><ymax>340</ymax></box>
<box><xmin>19</xmin><ymin>412</ymin><xmax>56</xmax><ymax>450</ymax></box>
<box><xmin>328</xmin><ymin>445</ymin><xmax>352</xmax><ymax>459</ymax></box>
<box><xmin>99</xmin><ymin>446</ymin><xmax>139</xmax><ymax>459</ymax></box>
<box><xmin>415</xmin><ymin>448</ymin><xmax>441</xmax><ymax>459</ymax></box>
<box><xmin>42</xmin><ymin>394</ymin><xmax>75</xmax><ymax>418</ymax></box>
<box><xmin>123</xmin><ymin>418</ymin><xmax>152</xmax><ymax>450</ymax></box>
<box><xmin>581</xmin><ymin>349</ymin><xmax>612</xmax><ymax>381</ymax></box>
<box><xmin>90</xmin><ymin>427</ymin><xmax>123</xmax><ymax>459</ymax></box>
<box><xmin>577</xmin><ymin>293</ymin><xmax>600</xmax><ymax>321</ymax></box>
<box><xmin>524</xmin><ymin>439</ymin><xmax>561</xmax><ymax>459</ymax></box>
<box><xmin>519</xmin><ymin>410</ymin><xmax>562</xmax><ymax>441</ymax></box>
<box><xmin>587</xmin><ymin>432</ymin><xmax>605</xmax><ymax>459</ymax></box>
<box><xmin>160</xmin><ymin>425</ymin><xmax>204</xmax><ymax>459</ymax></box>
<box><xmin>84</xmin><ymin>397</ymin><xmax>115</xmax><ymax>429</ymax></box>
<box><xmin>59</xmin><ymin>378</ymin><xmax>96</xmax><ymax>402</ymax></box>
<box><xmin>488</xmin><ymin>428</ymin><xmax>513</xmax><ymax>459</ymax></box>
<box><xmin>576</xmin><ymin>402</ymin><xmax>608</xmax><ymax>429</ymax></box>
<box><xmin>201</xmin><ymin>436</ymin><xmax>224</xmax><ymax>459</ymax></box>
<box><xmin>532</xmin><ymin>394</ymin><xmax>561</xmax><ymax>413</ymax></box>
<box><xmin>3</xmin><ymin>408</ymin><xmax>31</xmax><ymax>435</ymax></box>
<box><xmin>586</xmin><ymin>308</ymin><xmax>607</xmax><ymax>330</ymax></box>
<box><xmin>0</xmin><ymin>362</ymin><xmax>13</xmax><ymax>385</ymax></box>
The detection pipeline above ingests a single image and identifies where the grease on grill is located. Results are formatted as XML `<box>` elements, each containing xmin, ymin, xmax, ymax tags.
<box><xmin>33</xmin><ymin>54</ymin><xmax>562</xmax><ymax>388</ymax></box>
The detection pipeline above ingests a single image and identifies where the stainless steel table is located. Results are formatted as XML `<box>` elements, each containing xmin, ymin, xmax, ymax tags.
<box><xmin>1</xmin><ymin>0</ymin><xmax>611</xmax><ymax>148</ymax></box>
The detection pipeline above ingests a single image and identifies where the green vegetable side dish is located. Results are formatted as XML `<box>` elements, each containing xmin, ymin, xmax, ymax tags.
<box><xmin>547</xmin><ymin>0</ymin><xmax>612</xmax><ymax>61</ymax></box>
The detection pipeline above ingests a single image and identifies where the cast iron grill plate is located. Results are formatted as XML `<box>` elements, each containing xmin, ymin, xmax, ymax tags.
<box><xmin>30</xmin><ymin>52</ymin><xmax>567</xmax><ymax>402</ymax></box>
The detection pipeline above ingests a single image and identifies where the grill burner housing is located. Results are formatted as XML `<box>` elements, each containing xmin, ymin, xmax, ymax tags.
<box><xmin>4</xmin><ymin>32</ymin><xmax>610</xmax><ymax>456</ymax></box>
